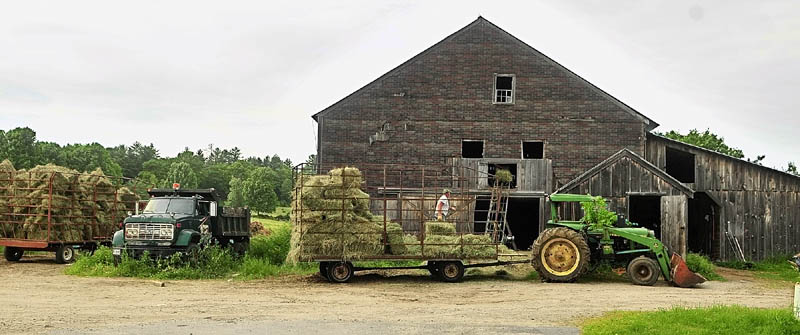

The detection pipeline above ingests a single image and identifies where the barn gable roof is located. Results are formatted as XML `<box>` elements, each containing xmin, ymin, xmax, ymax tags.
<box><xmin>311</xmin><ymin>16</ymin><xmax>658</xmax><ymax>130</ymax></box>
<box><xmin>556</xmin><ymin>148</ymin><xmax>694</xmax><ymax>197</ymax></box>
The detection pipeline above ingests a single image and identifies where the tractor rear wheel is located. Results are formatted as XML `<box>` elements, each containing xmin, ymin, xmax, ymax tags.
<box><xmin>531</xmin><ymin>227</ymin><xmax>590</xmax><ymax>282</ymax></box>
<box><xmin>627</xmin><ymin>256</ymin><xmax>660</xmax><ymax>286</ymax></box>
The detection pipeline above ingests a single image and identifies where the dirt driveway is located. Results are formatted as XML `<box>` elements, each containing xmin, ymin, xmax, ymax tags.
<box><xmin>0</xmin><ymin>257</ymin><xmax>793</xmax><ymax>334</ymax></box>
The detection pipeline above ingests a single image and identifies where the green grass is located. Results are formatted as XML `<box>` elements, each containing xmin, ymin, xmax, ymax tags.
<box><xmin>685</xmin><ymin>253</ymin><xmax>724</xmax><ymax>281</ymax></box>
<box><xmin>718</xmin><ymin>256</ymin><xmax>800</xmax><ymax>283</ymax></box>
<box><xmin>65</xmin><ymin>222</ymin><xmax>316</xmax><ymax>280</ymax></box>
<box><xmin>582</xmin><ymin>306</ymin><xmax>800</xmax><ymax>335</ymax></box>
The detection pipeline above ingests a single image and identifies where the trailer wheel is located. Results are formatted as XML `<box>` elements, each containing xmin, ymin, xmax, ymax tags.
<box><xmin>531</xmin><ymin>227</ymin><xmax>590</xmax><ymax>283</ymax></box>
<box><xmin>4</xmin><ymin>247</ymin><xmax>23</xmax><ymax>262</ymax></box>
<box><xmin>326</xmin><ymin>261</ymin><xmax>354</xmax><ymax>283</ymax></box>
<box><xmin>627</xmin><ymin>256</ymin><xmax>660</xmax><ymax>286</ymax></box>
<box><xmin>319</xmin><ymin>262</ymin><xmax>330</xmax><ymax>280</ymax></box>
<box><xmin>55</xmin><ymin>245</ymin><xmax>75</xmax><ymax>264</ymax></box>
<box><xmin>437</xmin><ymin>261</ymin><xmax>464</xmax><ymax>283</ymax></box>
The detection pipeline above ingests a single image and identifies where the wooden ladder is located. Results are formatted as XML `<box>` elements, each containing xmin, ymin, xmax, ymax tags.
<box><xmin>485</xmin><ymin>185</ymin><xmax>516</xmax><ymax>249</ymax></box>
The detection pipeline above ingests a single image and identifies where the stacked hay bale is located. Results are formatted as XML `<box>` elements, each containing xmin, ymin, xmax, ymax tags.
<box><xmin>0</xmin><ymin>162</ymin><xmax>138</xmax><ymax>241</ymax></box>
<box><xmin>0</xmin><ymin>160</ymin><xmax>16</xmax><ymax>237</ymax></box>
<box><xmin>288</xmin><ymin>166</ymin><xmax>509</xmax><ymax>262</ymax></box>
<box><xmin>386</xmin><ymin>221</ymin><xmax>508</xmax><ymax>259</ymax></box>
<box><xmin>287</xmin><ymin>167</ymin><xmax>384</xmax><ymax>263</ymax></box>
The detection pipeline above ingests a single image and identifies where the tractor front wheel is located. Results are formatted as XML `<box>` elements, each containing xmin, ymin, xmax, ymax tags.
<box><xmin>531</xmin><ymin>227</ymin><xmax>590</xmax><ymax>282</ymax></box>
<box><xmin>627</xmin><ymin>256</ymin><xmax>660</xmax><ymax>286</ymax></box>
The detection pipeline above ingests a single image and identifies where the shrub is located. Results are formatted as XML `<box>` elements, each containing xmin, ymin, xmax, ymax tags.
<box><xmin>249</xmin><ymin>224</ymin><xmax>292</xmax><ymax>265</ymax></box>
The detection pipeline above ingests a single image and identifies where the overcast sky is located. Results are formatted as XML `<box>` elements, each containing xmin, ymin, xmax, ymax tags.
<box><xmin>1</xmin><ymin>1</ymin><xmax>797</xmax><ymax>169</ymax></box>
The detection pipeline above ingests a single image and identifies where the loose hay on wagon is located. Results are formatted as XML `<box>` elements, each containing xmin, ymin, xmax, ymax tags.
<box><xmin>0</xmin><ymin>160</ymin><xmax>143</xmax><ymax>263</ymax></box>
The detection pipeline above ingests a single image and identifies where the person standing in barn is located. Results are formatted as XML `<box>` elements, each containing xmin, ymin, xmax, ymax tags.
<box><xmin>436</xmin><ymin>188</ymin><xmax>455</xmax><ymax>221</ymax></box>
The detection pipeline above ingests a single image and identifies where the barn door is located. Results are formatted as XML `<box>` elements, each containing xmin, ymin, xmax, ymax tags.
<box><xmin>660</xmin><ymin>195</ymin><xmax>688</xmax><ymax>257</ymax></box>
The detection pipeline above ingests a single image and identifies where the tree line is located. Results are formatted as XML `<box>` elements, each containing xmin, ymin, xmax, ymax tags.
<box><xmin>0</xmin><ymin>127</ymin><xmax>314</xmax><ymax>213</ymax></box>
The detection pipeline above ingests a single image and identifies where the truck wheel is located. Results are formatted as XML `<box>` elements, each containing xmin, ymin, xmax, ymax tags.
<box><xmin>319</xmin><ymin>262</ymin><xmax>330</xmax><ymax>280</ymax></box>
<box><xmin>531</xmin><ymin>227</ymin><xmax>590</xmax><ymax>283</ymax></box>
<box><xmin>326</xmin><ymin>261</ymin><xmax>354</xmax><ymax>283</ymax></box>
<box><xmin>4</xmin><ymin>247</ymin><xmax>23</xmax><ymax>262</ymax></box>
<box><xmin>627</xmin><ymin>256</ymin><xmax>660</xmax><ymax>286</ymax></box>
<box><xmin>437</xmin><ymin>261</ymin><xmax>464</xmax><ymax>282</ymax></box>
<box><xmin>55</xmin><ymin>245</ymin><xmax>75</xmax><ymax>264</ymax></box>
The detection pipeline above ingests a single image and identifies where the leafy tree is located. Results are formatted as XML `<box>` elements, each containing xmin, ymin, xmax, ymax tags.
<box><xmin>226</xmin><ymin>177</ymin><xmax>246</xmax><ymax>207</ymax></box>
<box><xmin>660</xmin><ymin>129</ymin><xmax>745</xmax><ymax>159</ymax></box>
<box><xmin>108</xmin><ymin>142</ymin><xmax>159</xmax><ymax>178</ymax></box>
<box><xmin>166</xmin><ymin>162</ymin><xmax>198</xmax><ymax>188</ymax></box>
<box><xmin>35</xmin><ymin>141</ymin><xmax>62</xmax><ymax>165</ymax></box>
<box><xmin>242</xmin><ymin>167</ymin><xmax>278</xmax><ymax>213</ymax></box>
<box><xmin>3</xmin><ymin>127</ymin><xmax>38</xmax><ymax>169</ymax></box>
<box><xmin>58</xmin><ymin>143</ymin><xmax>123</xmax><ymax>177</ymax></box>
<box><xmin>787</xmin><ymin>162</ymin><xmax>799</xmax><ymax>176</ymax></box>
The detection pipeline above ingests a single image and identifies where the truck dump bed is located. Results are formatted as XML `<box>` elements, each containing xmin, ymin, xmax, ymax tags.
<box><xmin>0</xmin><ymin>163</ymin><xmax>141</xmax><ymax>248</ymax></box>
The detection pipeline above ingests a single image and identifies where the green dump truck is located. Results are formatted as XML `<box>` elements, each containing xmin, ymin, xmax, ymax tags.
<box><xmin>112</xmin><ymin>188</ymin><xmax>250</xmax><ymax>264</ymax></box>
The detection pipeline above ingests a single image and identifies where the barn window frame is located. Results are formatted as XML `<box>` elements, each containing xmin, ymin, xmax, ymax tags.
<box><xmin>461</xmin><ymin>139</ymin><xmax>484</xmax><ymax>158</ymax></box>
<box><xmin>521</xmin><ymin>140</ymin><xmax>545</xmax><ymax>159</ymax></box>
<box><xmin>493</xmin><ymin>74</ymin><xmax>515</xmax><ymax>104</ymax></box>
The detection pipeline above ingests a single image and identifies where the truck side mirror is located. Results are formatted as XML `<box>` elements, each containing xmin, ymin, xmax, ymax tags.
<box><xmin>210</xmin><ymin>202</ymin><xmax>217</xmax><ymax>217</ymax></box>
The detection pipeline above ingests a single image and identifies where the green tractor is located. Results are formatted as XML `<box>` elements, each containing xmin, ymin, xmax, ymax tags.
<box><xmin>531</xmin><ymin>194</ymin><xmax>705</xmax><ymax>287</ymax></box>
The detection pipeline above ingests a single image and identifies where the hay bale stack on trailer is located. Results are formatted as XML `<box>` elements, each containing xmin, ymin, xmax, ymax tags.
<box><xmin>0</xmin><ymin>161</ymin><xmax>139</xmax><ymax>263</ymax></box>
<box><xmin>290</xmin><ymin>165</ymin><xmax>522</xmax><ymax>283</ymax></box>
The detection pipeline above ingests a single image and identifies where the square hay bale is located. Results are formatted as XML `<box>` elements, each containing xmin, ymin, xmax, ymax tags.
<box><xmin>424</xmin><ymin>221</ymin><xmax>457</xmax><ymax>236</ymax></box>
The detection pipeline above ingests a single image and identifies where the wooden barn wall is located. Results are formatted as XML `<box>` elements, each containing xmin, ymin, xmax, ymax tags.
<box><xmin>646</xmin><ymin>136</ymin><xmax>800</xmax><ymax>261</ymax></box>
<box><xmin>560</xmin><ymin>156</ymin><xmax>685</xmax><ymax>209</ymax></box>
<box><xmin>558</xmin><ymin>155</ymin><xmax>688</xmax><ymax>253</ymax></box>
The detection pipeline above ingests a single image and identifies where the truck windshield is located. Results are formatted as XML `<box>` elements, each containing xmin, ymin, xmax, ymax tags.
<box><xmin>143</xmin><ymin>198</ymin><xmax>195</xmax><ymax>215</ymax></box>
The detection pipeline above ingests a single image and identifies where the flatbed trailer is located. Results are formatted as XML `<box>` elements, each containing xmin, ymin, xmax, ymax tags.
<box><xmin>292</xmin><ymin>162</ymin><xmax>526</xmax><ymax>283</ymax></box>
<box><xmin>0</xmin><ymin>168</ymin><xmax>141</xmax><ymax>263</ymax></box>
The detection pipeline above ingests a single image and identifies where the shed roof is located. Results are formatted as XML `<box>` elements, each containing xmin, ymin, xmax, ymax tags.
<box><xmin>556</xmin><ymin>148</ymin><xmax>694</xmax><ymax>197</ymax></box>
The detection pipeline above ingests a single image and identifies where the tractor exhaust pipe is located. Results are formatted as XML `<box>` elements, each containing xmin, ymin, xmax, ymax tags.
<box><xmin>669</xmin><ymin>253</ymin><xmax>707</xmax><ymax>288</ymax></box>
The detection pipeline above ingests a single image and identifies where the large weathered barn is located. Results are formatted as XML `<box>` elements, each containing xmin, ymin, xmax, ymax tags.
<box><xmin>312</xmin><ymin>17</ymin><xmax>800</xmax><ymax>261</ymax></box>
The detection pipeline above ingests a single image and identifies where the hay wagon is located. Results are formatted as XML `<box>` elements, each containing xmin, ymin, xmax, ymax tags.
<box><xmin>290</xmin><ymin>163</ymin><xmax>529</xmax><ymax>283</ymax></box>
<box><xmin>0</xmin><ymin>162</ymin><xmax>141</xmax><ymax>264</ymax></box>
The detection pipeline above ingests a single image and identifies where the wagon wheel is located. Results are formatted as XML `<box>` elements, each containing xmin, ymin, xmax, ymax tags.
<box><xmin>627</xmin><ymin>256</ymin><xmax>660</xmax><ymax>286</ymax></box>
<box><xmin>531</xmin><ymin>227</ymin><xmax>590</xmax><ymax>282</ymax></box>
<box><xmin>437</xmin><ymin>261</ymin><xmax>464</xmax><ymax>283</ymax></box>
<box><xmin>326</xmin><ymin>261</ymin><xmax>354</xmax><ymax>283</ymax></box>
<box><xmin>4</xmin><ymin>247</ymin><xmax>23</xmax><ymax>262</ymax></box>
<box><xmin>55</xmin><ymin>245</ymin><xmax>75</xmax><ymax>264</ymax></box>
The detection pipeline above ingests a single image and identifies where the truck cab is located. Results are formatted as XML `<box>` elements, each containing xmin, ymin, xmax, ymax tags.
<box><xmin>112</xmin><ymin>188</ymin><xmax>250</xmax><ymax>261</ymax></box>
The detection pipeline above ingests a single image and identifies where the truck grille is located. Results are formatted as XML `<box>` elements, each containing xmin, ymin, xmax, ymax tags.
<box><xmin>125</xmin><ymin>223</ymin><xmax>174</xmax><ymax>240</ymax></box>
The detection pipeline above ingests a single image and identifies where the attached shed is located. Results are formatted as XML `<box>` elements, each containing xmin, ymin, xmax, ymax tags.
<box><xmin>645</xmin><ymin>133</ymin><xmax>800</xmax><ymax>261</ymax></box>
<box><xmin>556</xmin><ymin>149</ymin><xmax>695</xmax><ymax>256</ymax></box>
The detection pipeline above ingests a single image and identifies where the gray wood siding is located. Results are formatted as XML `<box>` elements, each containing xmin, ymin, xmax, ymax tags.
<box><xmin>646</xmin><ymin>134</ymin><xmax>800</xmax><ymax>261</ymax></box>
<box><xmin>451</xmin><ymin>158</ymin><xmax>553</xmax><ymax>194</ymax></box>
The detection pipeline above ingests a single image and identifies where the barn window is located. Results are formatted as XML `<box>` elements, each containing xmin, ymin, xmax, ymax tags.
<box><xmin>461</xmin><ymin>140</ymin><xmax>484</xmax><ymax>158</ymax></box>
<box><xmin>494</xmin><ymin>74</ymin><xmax>515</xmax><ymax>104</ymax></box>
<box><xmin>665</xmin><ymin>147</ymin><xmax>695</xmax><ymax>183</ymax></box>
<box><xmin>522</xmin><ymin>141</ymin><xmax>544</xmax><ymax>159</ymax></box>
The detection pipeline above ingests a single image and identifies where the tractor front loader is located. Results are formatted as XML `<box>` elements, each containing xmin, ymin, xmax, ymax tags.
<box><xmin>531</xmin><ymin>194</ymin><xmax>706</xmax><ymax>288</ymax></box>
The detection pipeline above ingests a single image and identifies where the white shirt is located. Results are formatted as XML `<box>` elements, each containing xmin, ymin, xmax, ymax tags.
<box><xmin>437</xmin><ymin>194</ymin><xmax>450</xmax><ymax>216</ymax></box>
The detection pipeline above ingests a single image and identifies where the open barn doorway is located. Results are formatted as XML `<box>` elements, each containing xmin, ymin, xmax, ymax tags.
<box><xmin>688</xmin><ymin>192</ymin><xmax>717</xmax><ymax>256</ymax></box>
<box><xmin>628</xmin><ymin>195</ymin><xmax>662</xmax><ymax>239</ymax></box>
<box><xmin>506</xmin><ymin>197</ymin><xmax>540</xmax><ymax>250</ymax></box>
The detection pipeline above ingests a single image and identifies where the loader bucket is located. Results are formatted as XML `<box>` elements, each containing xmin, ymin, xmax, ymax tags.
<box><xmin>670</xmin><ymin>253</ymin><xmax>706</xmax><ymax>288</ymax></box>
